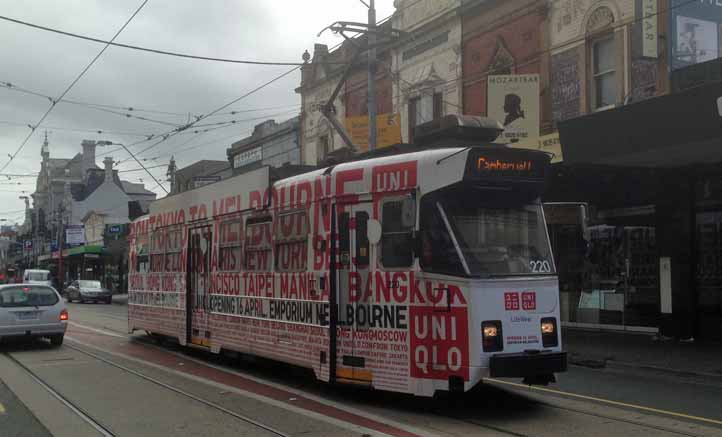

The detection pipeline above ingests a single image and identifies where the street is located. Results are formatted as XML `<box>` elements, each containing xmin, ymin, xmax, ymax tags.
<box><xmin>0</xmin><ymin>299</ymin><xmax>720</xmax><ymax>437</ymax></box>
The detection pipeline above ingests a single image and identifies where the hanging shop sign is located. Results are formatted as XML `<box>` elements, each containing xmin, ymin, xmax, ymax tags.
<box><xmin>487</xmin><ymin>74</ymin><xmax>540</xmax><ymax>144</ymax></box>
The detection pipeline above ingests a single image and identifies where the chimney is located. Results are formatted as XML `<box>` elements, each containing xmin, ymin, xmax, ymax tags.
<box><xmin>104</xmin><ymin>157</ymin><xmax>114</xmax><ymax>183</ymax></box>
<box><xmin>81</xmin><ymin>140</ymin><xmax>97</xmax><ymax>180</ymax></box>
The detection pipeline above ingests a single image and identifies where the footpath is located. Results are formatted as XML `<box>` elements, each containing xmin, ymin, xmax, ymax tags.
<box><xmin>564</xmin><ymin>328</ymin><xmax>722</xmax><ymax>383</ymax></box>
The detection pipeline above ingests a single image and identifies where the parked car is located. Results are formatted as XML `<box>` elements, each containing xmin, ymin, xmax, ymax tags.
<box><xmin>0</xmin><ymin>284</ymin><xmax>68</xmax><ymax>346</ymax></box>
<box><xmin>65</xmin><ymin>280</ymin><xmax>112</xmax><ymax>304</ymax></box>
<box><xmin>23</xmin><ymin>269</ymin><xmax>52</xmax><ymax>287</ymax></box>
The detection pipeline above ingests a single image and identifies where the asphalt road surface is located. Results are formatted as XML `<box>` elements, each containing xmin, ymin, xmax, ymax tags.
<box><xmin>0</xmin><ymin>298</ymin><xmax>720</xmax><ymax>437</ymax></box>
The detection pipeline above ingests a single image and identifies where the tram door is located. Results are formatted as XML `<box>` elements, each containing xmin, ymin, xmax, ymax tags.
<box><xmin>336</xmin><ymin>202</ymin><xmax>373</xmax><ymax>382</ymax></box>
<box><xmin>187</xmin><ymin>225</ymin><xmax>212</xmax><ymax>348</ymax></box>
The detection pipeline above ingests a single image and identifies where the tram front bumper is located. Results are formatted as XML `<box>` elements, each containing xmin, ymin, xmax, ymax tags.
<box><xmin>489</xmin><ymin>350</ymin><xmax>567</xmax><ymax>378</ymax></box>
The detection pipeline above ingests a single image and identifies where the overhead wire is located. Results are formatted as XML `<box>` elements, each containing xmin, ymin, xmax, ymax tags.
<box><xmin>0</xmin><ymin>0</ymin><xmax>150</xmax><ymax>174</ymax></box>
<box><xmin>115</xmin><ymin>65</ymin><xmax>301</xmax><ymax>166</ymax></box>
<box><xmin>0</xmin><ymin>81</ymin><xmax>183</xmax><ymax>127</ymax></box>
<box><xmin>0</xmin><ymin>119</ymin><xmax>152</xmax><ymax>137</ymax></box>
<box><xmin>0</xmin><ymin>14</ymin><xmax>348</xmax><ymax>66</ymax></box>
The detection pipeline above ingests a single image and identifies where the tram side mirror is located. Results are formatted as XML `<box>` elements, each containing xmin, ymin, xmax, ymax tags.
<box><xmin>367</xmin><ymin>219</ymin><xmax>382</xmax><ymax>245</ymax></box>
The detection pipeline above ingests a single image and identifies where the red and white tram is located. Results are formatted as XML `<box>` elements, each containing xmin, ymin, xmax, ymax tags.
<box><xmin>127</xmin><ymin>117</ymin><xmax>567</xmax><ymax>397</ymax></box>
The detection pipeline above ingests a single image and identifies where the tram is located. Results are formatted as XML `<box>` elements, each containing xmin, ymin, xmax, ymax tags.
<box><xmin>127</xmin><ymin>116</ymin><xmax>567</xmax><ymax>397</ymax></box>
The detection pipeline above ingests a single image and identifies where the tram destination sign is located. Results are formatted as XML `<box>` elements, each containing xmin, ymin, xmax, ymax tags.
<box><xmin>464</xmin><ymin>149</ymin><xmax>550</xmax><ymax>181</ymax></box>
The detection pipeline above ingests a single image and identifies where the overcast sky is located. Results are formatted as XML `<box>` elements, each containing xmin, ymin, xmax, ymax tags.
<box><xmin>0</xmin><ymin>0</ymin><xmax>395</xmax><ymax>224</ymax></box>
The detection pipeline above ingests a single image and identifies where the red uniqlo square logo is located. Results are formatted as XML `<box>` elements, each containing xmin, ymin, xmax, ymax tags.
<box><xmin>504</xmin><ymin>292</ymin><xmax>520</xmax><ymax>310</ymax></box>
<box><xmin>522</xmin><ymin>292</ymin><xmax>536</xmax><ymax>310</ymax></box>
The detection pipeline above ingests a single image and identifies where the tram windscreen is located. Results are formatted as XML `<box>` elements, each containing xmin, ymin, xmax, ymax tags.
<box><xmin>421</xmin><ymin>187</ymin><xmax>555</xmax><ymax>277</ymax></box>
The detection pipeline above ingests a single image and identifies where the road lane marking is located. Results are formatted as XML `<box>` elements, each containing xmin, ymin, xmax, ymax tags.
<box><xmin>486</xmin><ymin>378</ymin><xmax>722</xmax><ymax>427</ymax></box>
<box><xmin>68</xmin><ymin>322</ymin><xmax>124</xmax><ymax>338</ymax></box>
<box><xmin>0</xmin><ymin>402</ymin><xmax>5</xmax><ymax>414</ymax></box>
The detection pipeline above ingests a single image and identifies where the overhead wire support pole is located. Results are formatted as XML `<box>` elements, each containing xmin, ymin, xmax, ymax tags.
<box><xmin>318</xmin><ymin>16</ymin><xmax>401</xmax><ymax>154</ymax></box>
<box><xmin>367</xmin><ymin>0</ymin><xmax>377</xmax><ymax>151</ymax></box>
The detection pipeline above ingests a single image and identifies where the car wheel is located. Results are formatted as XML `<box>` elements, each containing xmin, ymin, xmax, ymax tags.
<box><xmin>105</xmin><ymin>297</ymin><xmax>112</xmax><ymax>305</ymax></box>
<box><xmin>49</xmin><ymin>334</ymin><xmax>64</xmax><ymax>347</ymax></box>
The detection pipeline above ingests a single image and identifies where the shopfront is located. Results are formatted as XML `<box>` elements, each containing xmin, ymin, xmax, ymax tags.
<box><xmin>547</xmin><ymin>80</ymin><xmax>722</xmax><ymax>340</ymax></box>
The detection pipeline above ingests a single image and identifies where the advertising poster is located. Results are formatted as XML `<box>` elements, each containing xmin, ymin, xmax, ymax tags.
<box><xmin>345</xmin><ymin>113</ymin><xmax>402</xmax><ymax>152</ymax></box>
<box><xmin>487</xmin><ymin>74</ymin><xmax>540</xmax><ymax>144</ymax></box>
<box><xmin>675</xmin><ymin>16</ymin><xmax>718</xmax><ymax>67</ymax></box>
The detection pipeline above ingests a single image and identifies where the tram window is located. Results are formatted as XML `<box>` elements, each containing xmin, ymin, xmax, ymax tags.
<box><xmin>420</xmin><ymin>200</ymin><xmax>465</xmax><ymax>276</ymax></box>
<box><xmin>150</xmin><ymin>230</ymin><xmax>165</xmax><ymax>272</ymax></box>
<box><xmin>381</xmin><ymin>201</ymin><xmax>414</xmax><ymax>268</ymax></box>
<box><xmin>134</xmin><ymin>233</ymin><xmax>149</xmax><ymax>273</ymax></box>
<box><xmin>355</xmin><ymin>211</ymin><xmax>370</xmax><ymax>268</ymax></box>
<box><xmin>219</xmin><ymin>219</ymin><xmax>242</xmax><ymax>271</ymax></box>
<box><xmin>275</xmin><ymin>211</ymin><xmax>309</xmax><ymax>272</ymax></box>
<box><xmin>245</xmin><ymin>217</ymin><xmax>273</xmax><ymax>271</ymax></box>
<box><xmin>164</xmin><ymin>228</ymin><xmax>183</xmax><ymax>272</ymax></box>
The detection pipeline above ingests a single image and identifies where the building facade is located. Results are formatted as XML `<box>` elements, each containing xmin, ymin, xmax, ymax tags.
<box><xmin>25</xmin><ymin>138</ymin><xmax>156</xmax><ymax>284</ymax></box>
<box><xmin>227</xmin><ymin>117</ymin><xmax>302</xmax><ymax>173</ymax></box>
<box><xmin>169</xmin><ymin>159</ymin><xmax>231</xmax><ymax>194</ymax></box>
<box><xmin>392</xmin><ymin>0</ymin><xmax>463</xmax><ymax>143</ymax></box>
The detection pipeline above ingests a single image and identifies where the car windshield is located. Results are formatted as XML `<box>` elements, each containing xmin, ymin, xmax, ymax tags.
<box><xmin>79</xmin><ymin>280</ymin><xmax>102</xmax><ymax>289</ymax></box>
<box><xmin>27</xmin><ymin>271</ymin><xmax>49</xmax><ymax>281</ymax></box>
<box><xmin>0</xmin><ymin>286</ymin><xmax>59</xmax><ymax>307</ymax></box>
<box><xmin>422</xmin><ymin>186</ymin><xmax>555</xmax><ymax>277</ymax></box>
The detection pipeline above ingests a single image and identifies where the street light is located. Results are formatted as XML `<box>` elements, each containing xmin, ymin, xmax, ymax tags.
<box><xmin>96</xmin><ymin>141</ymin><xmax>169</xmax><ymax>194</ymax></box>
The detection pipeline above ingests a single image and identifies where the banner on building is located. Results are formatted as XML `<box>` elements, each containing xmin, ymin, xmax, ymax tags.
<box><xmin>487</xmin><ymin>74</ymin><xmax>540</xmax><ymax>144</ymax></box>
<box><xmin>66</xmin><ymin>225</ymin><xmax>85</xmax><ymax>246</ymax></box>
<box><xmin>514</xmin><ymin>132</ymin><xmax>563</xmax><ymax>163</ymax></box>
<box><xmin>642</xmin><ymin>0</ymin><xmax>658</xmax><ymax>58</ymax></box>
<box><xmin>233</xmin><ymin>147</ymin><xmax>262</xmax><ymax>169</ymax></box>
<box><xmin>192</xmin><ymin>176</ymin><xmax>222</xmax><ymax>189</ymax></box>
<box><xmin>345</xmin><ymin>113</ymin><xmax>402</xmax><ymax>152</ymax></box>
<box><xmin>23</xmin><ymin>240</ymin><xmax>32</xmax><ymax>252</ymax></box>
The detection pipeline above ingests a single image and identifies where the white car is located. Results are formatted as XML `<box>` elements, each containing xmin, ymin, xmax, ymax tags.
<box><xmin>0</xmin><ymin>284</ymin><xmax>68</xmax><ymax>346</ymax></box>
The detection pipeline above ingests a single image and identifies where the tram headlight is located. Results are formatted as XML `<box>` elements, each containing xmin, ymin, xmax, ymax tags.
<box><xmin>482</xmin><ymin>321</ymin><xmax>503</xmax><ymax>352</ymax></box>
<box><xmin>541</xmin><ymin>321</ymin><xmax>555</xmax><ymax>334</ymax></box>
<box><xmin>541</xmin><ymin>317</ymin><xmax>558</xmax><ymax>347</ymax></box>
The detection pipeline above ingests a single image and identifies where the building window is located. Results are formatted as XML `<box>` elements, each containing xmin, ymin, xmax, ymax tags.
<box><xmin>592</xmin><ymin>35</ymin><xmax>616</xmax><ymax>110</ymax></box>
<box><xmin>381</xmin><ymin>199</ymin><xmax>415</xmax><ymax>268</ymax></box>
<box><xmin>408</xmin><ymin>92</ymin><xmax>443</xmax><ymax>143</ymax></box>
<box><xmin>244</xmin><ymin>217</ymin><xmax>272</xmax><ymax>271</ymax></box>
<box><xmin>275</xmin><ymin>211</ymin><xmax>309</xmax><ymax>272</ymax></box>
<box><xmin>317</xmin><ymin>135</ymin><xmax>329</xmax><ymax>164</ymax></box>
<box><xmin>218</xmin><ymin>219</ymin><xmax>242</xmax><ymax>271</ymax></box>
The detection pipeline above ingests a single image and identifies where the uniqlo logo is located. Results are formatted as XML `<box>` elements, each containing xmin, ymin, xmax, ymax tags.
<box><xmin>522</xmin><ymin>292</ymin><xmax>536</xmax><ymax>310</ymax></box>
<box><xmin>504</xmin><ymin>292</ymin><xmax>520</xmax><ymax>310</ymax></box>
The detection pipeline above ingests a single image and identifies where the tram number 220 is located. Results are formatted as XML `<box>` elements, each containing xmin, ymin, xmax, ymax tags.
<box><xmin>529</xmin><ymin>260</ymin><xmax>552</xmax><ymax>273</ymax></box>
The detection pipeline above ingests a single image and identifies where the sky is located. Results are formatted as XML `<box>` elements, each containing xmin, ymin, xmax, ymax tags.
<box><xmin>0</xmin><ymin>0</ymin><xmax>395</xmax><ymax>225</ymax></box>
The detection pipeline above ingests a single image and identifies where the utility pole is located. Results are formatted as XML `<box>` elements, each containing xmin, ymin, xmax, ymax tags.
<box><xmin>57</xmin><ymin>204</ymin><xmax>65</xmax><ymax>288</ymax></box>
<box><xmin>367</xmin><ymin>0</ymin><xmax>377</xmax><ymax>151</ymax></box>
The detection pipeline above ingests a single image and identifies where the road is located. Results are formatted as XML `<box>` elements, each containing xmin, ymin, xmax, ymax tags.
<box><xmin>0</xmin><ymin>298</ymin><xmax>721</xmax><ymax>436</ymax></box>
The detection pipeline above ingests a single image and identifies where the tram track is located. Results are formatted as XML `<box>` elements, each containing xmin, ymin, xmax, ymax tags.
<box><xmin>4</xmin><ymin>343</ymin><xmax>291</xmax><ymax>437</ymax></box>
<box><xmin>3</xmin><ymin>351</ymin><xmax>117</xmax><ymax>437</ymax></box>
<box><xmin>62</xmin><ymin>342</ymin><xmax>292</xmax><ymax>437</ymax></box>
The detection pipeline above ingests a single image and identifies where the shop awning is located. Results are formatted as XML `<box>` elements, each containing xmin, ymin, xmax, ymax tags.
<box><xmin>558</xmin><ymin>81</ymin><xmax>722</xmax><ymax>167</ymax></box>
<box><xmin>44</xmin><ymin>244</ymin><xmax>106</xmax><ymax>260</ymax></box>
